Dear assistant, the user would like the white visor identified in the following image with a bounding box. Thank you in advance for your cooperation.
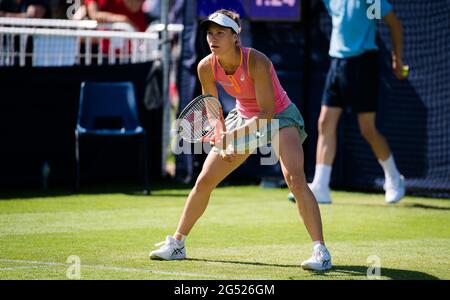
[201,13,240,34]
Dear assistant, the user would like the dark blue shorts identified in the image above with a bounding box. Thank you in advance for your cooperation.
[322,50,379,113]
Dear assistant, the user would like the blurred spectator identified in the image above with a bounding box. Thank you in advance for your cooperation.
[143,0,184,25]
[71,2,87,20]
[48,0,86,19]
[168,0,183,24]
[0,0,50,18]
[142,0,159,24]
[85,0,148,31]
[49,0,69,19]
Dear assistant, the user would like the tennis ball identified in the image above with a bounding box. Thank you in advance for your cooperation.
[402,65,409,77]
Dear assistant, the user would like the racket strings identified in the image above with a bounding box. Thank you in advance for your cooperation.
[178,96,222,142]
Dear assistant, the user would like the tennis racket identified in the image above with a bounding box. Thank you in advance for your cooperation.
[176,94,225,144]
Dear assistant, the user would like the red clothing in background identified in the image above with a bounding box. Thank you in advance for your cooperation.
[85,0,148,32]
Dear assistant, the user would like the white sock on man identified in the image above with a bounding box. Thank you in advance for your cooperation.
[379,155,401,181]
[312,164,332,188]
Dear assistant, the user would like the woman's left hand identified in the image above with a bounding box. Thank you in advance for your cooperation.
[219,144,236,162]
[209,131,236,162]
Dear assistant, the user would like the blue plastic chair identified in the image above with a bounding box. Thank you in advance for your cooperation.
[75,81,149,193]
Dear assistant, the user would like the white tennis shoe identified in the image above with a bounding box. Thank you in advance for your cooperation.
[384,175,405,204]
[149,236,186,260]
[308,183,332,204]
[301,244,332,271]
[287,184,332,204]
[287,192,296,202]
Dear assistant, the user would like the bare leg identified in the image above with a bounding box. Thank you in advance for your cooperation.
[174,151,251,240]
[316,106,343,166]
[358,112,391,161]
[275,127,325,243]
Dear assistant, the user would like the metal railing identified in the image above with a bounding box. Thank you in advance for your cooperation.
[0,18,183,67]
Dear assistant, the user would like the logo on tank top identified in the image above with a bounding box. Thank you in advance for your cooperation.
[218,81,233,87]
[240,74,245,81]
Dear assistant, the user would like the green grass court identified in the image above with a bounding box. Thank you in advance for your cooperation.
[1,185,449,280]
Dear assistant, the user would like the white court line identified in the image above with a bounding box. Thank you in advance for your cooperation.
[0,259,238,279]
[0,266,43,271]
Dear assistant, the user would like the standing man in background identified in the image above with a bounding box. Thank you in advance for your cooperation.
[289,0,408,204]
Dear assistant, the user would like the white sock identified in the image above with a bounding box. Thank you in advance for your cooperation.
[312,164,332,188]
[313,241,324,249]
[174,232,187,242]
[379,155,400,181]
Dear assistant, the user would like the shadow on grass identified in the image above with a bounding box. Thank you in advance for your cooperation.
[186,258,299,269]
[329,201,450,211]
[404,203,450,211]
[186,258,439,280]
[311,265,440,280]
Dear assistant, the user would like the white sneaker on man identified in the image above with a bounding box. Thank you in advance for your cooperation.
[287,192,296,202]
[301,243,332,271]
[287,184,332,204]
[384,175,405,204]
[149,236,186,260]
[308,183,332,204]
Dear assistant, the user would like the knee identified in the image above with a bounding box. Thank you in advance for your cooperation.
[194,174,217,193]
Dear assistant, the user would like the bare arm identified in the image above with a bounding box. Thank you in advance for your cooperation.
[198,56,235,157]
[251,51,276,122]
[197,56,219,99]
[197,56,228,140]
[0,5,46,18]
[383,11,406,80]
[208,50,275,159]
[72,5,87,20]
[0,11,28,17]
[87,1,132,25]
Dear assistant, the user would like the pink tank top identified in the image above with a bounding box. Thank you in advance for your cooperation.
[211,47,291,119]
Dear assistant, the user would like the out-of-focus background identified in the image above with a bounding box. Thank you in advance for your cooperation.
[0,0,448,198]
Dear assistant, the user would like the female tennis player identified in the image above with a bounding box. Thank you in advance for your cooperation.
[150,9,332,271]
